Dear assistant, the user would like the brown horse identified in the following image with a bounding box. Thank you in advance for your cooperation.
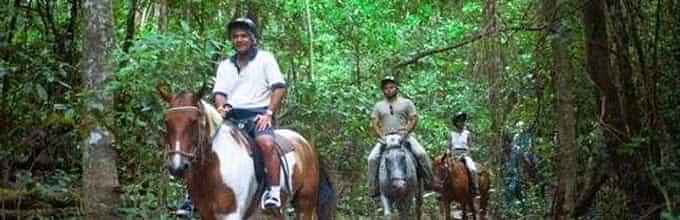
[158,88,336,220]
[432,153,490,220]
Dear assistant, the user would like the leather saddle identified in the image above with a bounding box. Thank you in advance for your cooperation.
[225,118,294,196]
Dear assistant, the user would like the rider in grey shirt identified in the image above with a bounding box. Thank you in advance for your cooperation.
[367,76,434,197]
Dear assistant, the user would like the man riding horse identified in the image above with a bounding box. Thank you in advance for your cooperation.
[170,17,336,218]
[448,112,480,196]
[367,76,434,198]
[212,17,287,210]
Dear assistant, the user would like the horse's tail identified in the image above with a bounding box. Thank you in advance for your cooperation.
[316,163,337,220]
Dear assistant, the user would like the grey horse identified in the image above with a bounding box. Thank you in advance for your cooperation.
[378,133,423,220]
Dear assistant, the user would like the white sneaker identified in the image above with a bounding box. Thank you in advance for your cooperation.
[175,208,192,217]
[175,198,193,217]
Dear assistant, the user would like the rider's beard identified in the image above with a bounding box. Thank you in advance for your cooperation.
[384,90,398,100]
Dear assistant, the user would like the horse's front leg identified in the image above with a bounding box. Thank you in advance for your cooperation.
[467,193,477,220]
[262,208,286,220]
[471,201,477,220]
[461,203,468,219]
[439,199,451,220]
[380,194,393,217]
[397,201,412,220]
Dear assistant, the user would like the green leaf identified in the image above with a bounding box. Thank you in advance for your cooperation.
[53,104,66,110]
[35,84,48,102]
[0,66,7,78]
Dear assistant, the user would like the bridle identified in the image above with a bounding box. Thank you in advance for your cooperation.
[164,105,207,161]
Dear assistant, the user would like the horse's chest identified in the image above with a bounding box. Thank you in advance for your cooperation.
[187,161,238,215]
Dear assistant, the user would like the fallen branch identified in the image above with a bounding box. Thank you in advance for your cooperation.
[0,187,80,209]
[0,207,83,218]
[392,26,546,69]
[392,32,487,69]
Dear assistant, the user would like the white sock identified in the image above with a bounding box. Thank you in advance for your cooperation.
[270,186,281,199]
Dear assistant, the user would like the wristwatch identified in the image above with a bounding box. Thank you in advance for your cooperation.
[265,109,274,116]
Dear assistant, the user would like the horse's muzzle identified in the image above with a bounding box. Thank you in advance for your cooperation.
[390,178,408,196]
[167,160,190,177]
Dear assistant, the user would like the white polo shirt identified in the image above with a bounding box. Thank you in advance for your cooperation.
[212,50,285,109]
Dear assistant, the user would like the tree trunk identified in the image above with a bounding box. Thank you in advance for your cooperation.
[158,0,168,32]
[305,0,314,81]
[581,0,664,218]
[4,0,22,45]
[607,0,641,135]
[80,0,120,219]
[223,0,241,40]
[543,0,578,219]
[183,1,192,26]
[122,0,137,53]
[246,1,261,33]
[2,0,21,122]
[482,0,502,168]
[583,0,624,158]
[480,0,504,216]
[66,0,80,65]
[580,1,624,216]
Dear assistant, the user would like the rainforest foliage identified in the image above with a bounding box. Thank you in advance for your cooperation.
[1,0,679,219]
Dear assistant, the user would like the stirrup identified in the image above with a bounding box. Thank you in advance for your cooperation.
[261,191,281,209]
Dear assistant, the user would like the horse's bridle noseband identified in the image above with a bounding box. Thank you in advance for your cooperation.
[164,106,204,160]
[167,148,197,159]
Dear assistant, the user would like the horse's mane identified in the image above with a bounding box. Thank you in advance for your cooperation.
[199,100,223,138]
[198,102,253,151]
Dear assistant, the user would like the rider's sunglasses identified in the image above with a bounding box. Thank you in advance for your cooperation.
[389,105,394,115]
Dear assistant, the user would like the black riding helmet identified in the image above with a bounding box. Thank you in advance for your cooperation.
[452,112,467,123]
[227,17,257,38]
[380,76,398,89]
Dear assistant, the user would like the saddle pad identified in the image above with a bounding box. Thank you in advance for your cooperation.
[273,133,295,154]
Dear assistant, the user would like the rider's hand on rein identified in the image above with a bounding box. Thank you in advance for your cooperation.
[216,104,232,118]
[255,114,272,131]
[399,131,410,145]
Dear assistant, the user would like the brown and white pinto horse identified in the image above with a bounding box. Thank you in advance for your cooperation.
[432,153,490,220]
[158,88,335,220]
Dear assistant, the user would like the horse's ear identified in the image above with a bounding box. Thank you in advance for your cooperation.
[194,82,210,104]
[156,83,173,103]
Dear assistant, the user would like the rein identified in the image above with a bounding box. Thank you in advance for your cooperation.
[165,105,209,162]
[440,153,452,189]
